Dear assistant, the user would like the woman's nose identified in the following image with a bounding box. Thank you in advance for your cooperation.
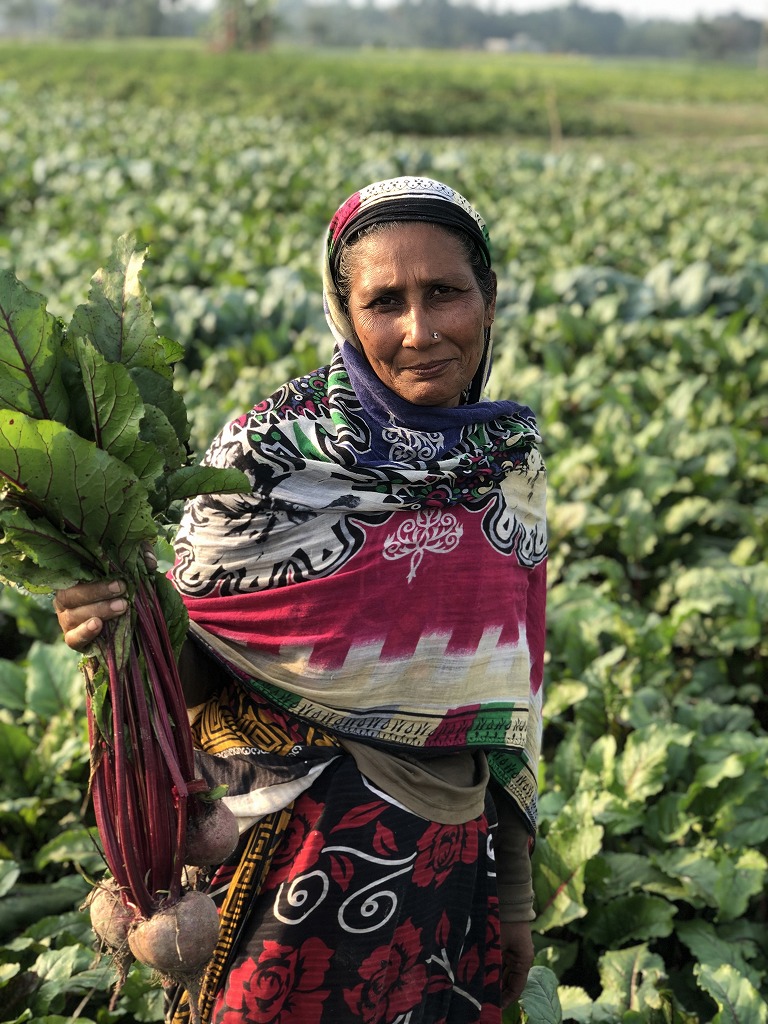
[402,305,437,348]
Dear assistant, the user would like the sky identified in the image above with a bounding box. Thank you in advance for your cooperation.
[186,0,768,16]
[506,0,768,21]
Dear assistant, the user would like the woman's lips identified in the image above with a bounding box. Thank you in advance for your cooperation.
[402,360,452,378]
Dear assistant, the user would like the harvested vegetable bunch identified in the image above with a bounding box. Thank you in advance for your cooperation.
[0,238,248,1019]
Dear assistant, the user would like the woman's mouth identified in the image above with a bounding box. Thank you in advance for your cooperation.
[403,360,452,379]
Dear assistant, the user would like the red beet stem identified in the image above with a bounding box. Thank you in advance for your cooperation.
[134,585,196,778]
[107,638,155,917]
[128,644,172,900]
[86,577,204,917]
[87,698,129,895]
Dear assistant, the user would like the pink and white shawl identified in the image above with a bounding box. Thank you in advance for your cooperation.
[171,177,547,831]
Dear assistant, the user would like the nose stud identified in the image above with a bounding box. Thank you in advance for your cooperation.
[431,332,439,339]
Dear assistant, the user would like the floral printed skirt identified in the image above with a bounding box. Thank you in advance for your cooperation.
[166,679,503,1024]
[208,756,502,1024]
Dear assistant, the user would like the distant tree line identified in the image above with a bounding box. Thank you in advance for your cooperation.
[282,0,765,61]
[0,0,765,61]
[0,0,205,38]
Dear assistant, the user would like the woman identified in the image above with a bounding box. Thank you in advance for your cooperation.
[55,176,547,1024]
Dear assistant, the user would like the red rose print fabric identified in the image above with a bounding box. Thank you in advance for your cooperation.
[413,821,480,888]
[209,757,503,1024]
[219,938,333,1024]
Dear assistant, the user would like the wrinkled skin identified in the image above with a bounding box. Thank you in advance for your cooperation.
[345,222,496,408]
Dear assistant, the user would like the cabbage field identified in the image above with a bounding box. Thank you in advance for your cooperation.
[0,41,766,1024]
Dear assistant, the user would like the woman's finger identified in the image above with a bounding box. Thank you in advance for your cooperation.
[63,615,106,652]
[56,594,128,634]
[54,580,129,650]
[141,543,158,571]
[54,579,126,612]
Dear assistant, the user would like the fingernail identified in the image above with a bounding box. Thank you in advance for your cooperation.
[87,618,100,631]
[108,580,123,594]
[109,598,127,612]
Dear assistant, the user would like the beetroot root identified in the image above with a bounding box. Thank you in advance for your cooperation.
[88,881,134,951]
[128,890,220,975]
[185,798,239,867]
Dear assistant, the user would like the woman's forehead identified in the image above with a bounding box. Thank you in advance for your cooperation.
[352,221,466,257]
[349,224,473,283]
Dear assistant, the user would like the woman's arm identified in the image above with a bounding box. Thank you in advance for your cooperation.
[489,777,536,1006]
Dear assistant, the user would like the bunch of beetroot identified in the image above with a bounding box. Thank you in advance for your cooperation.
[0,240,247,1020]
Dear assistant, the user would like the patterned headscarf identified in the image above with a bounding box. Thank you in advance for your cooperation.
[326,176,491,278]
[322,176,496,410]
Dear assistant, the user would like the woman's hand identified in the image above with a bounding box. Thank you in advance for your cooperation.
[53,580,128,650]
[500,919,534,1008]
[54,575,213,712]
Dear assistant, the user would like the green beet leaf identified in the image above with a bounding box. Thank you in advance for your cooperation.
[24,642,83,724]
[67,237,190,452]
[595,945,666,1015]
[0,270,72,426]
[153,572,189,659]
[0,861,20,899]
[614,724,690,806]
[555,987,596,1024]
[0,411,155,582]
[0,876,89,943]
[72,336,163,480]
[653,843,767,921]
[584,892,677,948]
[518,967,562,1024]
[0,659,26,714]
[0,584,60,643]
[131,364,190,453]
[0,507,100,592]
[694,963,768,1024]
[0,721,36,790]
[678,920,763,993]
[137,403,187,474]
[165,463,253,505]
[532,806,603,932]
[67,236,182,379]
[34,826,104,874]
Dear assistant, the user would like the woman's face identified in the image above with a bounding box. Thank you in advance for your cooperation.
[345,222,496,408]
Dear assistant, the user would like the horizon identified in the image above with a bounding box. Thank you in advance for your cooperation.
[182,0,768,24]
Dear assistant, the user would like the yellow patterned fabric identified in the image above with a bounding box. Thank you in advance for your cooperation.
[168,680,340,1024]
[191,677,341,758]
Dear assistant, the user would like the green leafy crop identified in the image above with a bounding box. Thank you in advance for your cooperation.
[0,237,248,618]
[0,241,250,1013]
[1,46,767,1023]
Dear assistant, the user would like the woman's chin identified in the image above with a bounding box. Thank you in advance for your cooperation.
[390,373,465,408]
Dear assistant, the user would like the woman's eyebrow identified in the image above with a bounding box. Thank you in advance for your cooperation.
[363,270,470,292]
